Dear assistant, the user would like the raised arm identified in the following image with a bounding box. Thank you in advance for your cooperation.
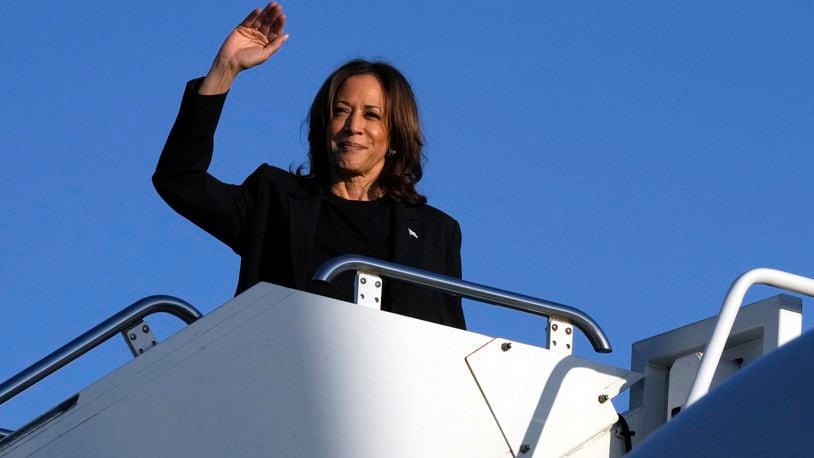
[199,3,289,95]
[154,4,288,253]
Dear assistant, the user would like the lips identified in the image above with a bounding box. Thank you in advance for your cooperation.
[338,141,366,150]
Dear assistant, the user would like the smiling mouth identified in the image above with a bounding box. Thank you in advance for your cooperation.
[338,141,366,151]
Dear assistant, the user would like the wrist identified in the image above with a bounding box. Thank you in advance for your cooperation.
[199,56,239,95]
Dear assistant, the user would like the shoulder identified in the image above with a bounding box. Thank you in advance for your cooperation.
[250,163,297,183]
[244,163,313,195]
[402,201,460,231]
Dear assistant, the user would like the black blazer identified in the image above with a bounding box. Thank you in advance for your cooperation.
[153,80,465,329]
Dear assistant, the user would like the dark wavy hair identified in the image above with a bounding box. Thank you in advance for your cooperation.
[297,59,427,205]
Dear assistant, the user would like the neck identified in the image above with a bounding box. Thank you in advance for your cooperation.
[329,176,383,201]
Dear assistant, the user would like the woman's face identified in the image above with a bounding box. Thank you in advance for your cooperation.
[328,74,389,181]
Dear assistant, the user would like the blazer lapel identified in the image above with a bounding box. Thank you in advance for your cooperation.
[390,203,423,268]
[288,188,322,289]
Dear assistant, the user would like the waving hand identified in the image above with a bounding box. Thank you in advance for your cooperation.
[200,3,289,94]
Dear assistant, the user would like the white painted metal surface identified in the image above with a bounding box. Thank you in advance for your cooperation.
[546,317,574,355]
[2,274,808,457]
[1,283,513,457]
[685,268,814,407]
[354,271,383,309]
[665,353,738,420]
[121,320,157,357]
[466,338,640,457]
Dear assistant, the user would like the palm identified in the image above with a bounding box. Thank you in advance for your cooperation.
[218,3,287,71]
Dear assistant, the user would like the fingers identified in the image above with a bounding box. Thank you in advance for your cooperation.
[260,33,290,60]
[260,2,282,21]
[260,12,285,42]
[240,8,262,28]
[249,3,275,28]
[255,3,282,31]
[269,12,286,38]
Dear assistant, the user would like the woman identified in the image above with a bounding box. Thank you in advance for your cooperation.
[154,3,465,329]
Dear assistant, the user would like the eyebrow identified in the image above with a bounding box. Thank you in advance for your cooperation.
[334,100,382,111]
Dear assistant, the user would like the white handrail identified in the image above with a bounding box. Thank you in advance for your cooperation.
[685,268,814,407]
[0,295,201,407]
[313,255,613,353]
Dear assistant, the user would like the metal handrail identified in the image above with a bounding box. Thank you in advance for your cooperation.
[313,255,612,353]
[685,268,814,407]
[0,295,202,407]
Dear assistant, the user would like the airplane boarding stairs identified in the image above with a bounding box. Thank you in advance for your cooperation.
[0,258,810,457]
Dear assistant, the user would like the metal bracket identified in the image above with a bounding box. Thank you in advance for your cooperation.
[547,317,574,355]
[121,320,157,357]
[354,272,383,310]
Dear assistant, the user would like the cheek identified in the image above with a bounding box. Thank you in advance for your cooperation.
[373,126,388,145]
[327,120,341,138]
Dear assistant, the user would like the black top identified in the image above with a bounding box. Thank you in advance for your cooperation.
[306,193,392,302]
[153,78,466,329]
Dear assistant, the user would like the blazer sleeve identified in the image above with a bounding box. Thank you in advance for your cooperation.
[443,219,467,329]
[152,78,257,254]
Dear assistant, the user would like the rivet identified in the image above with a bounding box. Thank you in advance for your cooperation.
[142,325,150,333]
[565,327,572,335]
[375,281,381,288]
[519,444,531,453]
[360,294,365,299]
[129,333,137,341]
[360,277,367,284]
[598,394,610,403]
[501,342,512,352]
[552,340,557,346]
[375,297,379,303]
[566,343,571,349]
[551,323,559,331]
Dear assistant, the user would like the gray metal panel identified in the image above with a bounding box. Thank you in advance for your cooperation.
[1,283,508,457]
[629,327,814,457]
[628,294,802,443]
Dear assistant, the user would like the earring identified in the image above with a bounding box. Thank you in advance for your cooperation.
[387,149,396,158]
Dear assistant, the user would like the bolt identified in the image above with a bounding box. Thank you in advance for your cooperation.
[519,444,531,453]
[142,324,150,333]
[551,323,559,331]
[598,394,610,403]
[375,281,381,288]
[501,342,512,352]
[565,327,572,335]
[129,333,137,341]
[360,277,367,284]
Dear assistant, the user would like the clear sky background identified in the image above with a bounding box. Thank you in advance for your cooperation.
[2,1,813,429]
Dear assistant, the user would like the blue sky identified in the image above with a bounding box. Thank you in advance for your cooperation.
[2,1,813,428]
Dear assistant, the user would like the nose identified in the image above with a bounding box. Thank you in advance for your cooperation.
[343,111,364,134]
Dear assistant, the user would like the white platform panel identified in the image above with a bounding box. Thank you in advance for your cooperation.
[467,339,639,457]
[1,283,511,458]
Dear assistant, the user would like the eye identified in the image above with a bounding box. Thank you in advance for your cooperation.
[365,111,382,120]
[333,105,351,116]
